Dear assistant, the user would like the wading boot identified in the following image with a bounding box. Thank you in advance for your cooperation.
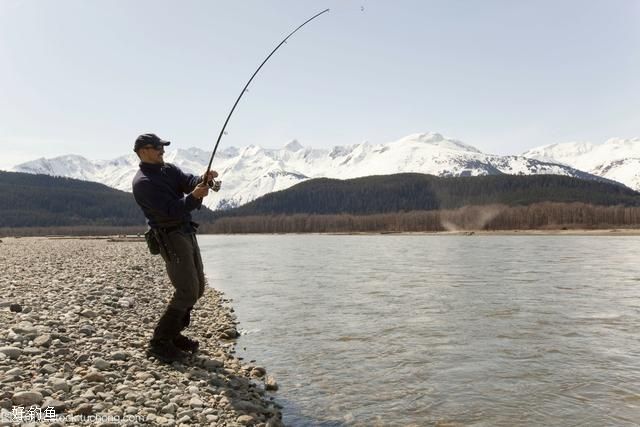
[147,307,188,363]
[173,334,200,353]
[173,307,199,353]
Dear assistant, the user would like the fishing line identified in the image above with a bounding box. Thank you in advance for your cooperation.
[204,9,331,188]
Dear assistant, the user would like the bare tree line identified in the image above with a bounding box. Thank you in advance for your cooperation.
[200,203,640,234]
[2,203,640,237]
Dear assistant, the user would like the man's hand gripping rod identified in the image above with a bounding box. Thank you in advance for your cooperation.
[203,8,331,192]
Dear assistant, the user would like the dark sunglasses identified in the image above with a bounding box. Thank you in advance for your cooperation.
[142,145,164,151]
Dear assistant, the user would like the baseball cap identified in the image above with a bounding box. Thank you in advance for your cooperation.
[134,133,171,152]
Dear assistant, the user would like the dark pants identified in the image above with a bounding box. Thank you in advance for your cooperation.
[157,229,206,311]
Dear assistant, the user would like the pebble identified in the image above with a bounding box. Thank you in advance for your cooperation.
[9,303,22,313]
[161,402,178,414]
[251,366,267,377]
[23,347,42,355]
[80,309,98,318]
[237,414,257,425]
[0,347,22,359]
[42,398,67,412]
[49,378,70,392]
[75,353,90,363]
[78,325,95,336]
[189,397,204,408]
[39,364,57,374]
[74,403,93,415]
[5,367,23,377]
[110,351,128,361]
[33,334,52,347]
[83,371,106,382]
[220,328,239,339]
[203,358,224,369]
[93,358,111,370]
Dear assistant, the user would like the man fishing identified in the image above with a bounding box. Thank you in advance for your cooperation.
[132,133,219,363]
[129,8,327,364]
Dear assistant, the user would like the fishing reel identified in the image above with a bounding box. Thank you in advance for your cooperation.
[207,179,222,192]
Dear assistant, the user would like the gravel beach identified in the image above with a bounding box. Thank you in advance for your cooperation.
[0,237,283,426]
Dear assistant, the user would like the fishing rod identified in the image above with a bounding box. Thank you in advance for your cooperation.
[204,8,330,190]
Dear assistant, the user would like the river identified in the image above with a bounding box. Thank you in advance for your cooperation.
[199,234,640,426]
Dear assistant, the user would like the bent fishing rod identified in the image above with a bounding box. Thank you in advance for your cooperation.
[204,8,330,189]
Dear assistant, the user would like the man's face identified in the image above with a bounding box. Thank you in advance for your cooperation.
[138,145,165,164]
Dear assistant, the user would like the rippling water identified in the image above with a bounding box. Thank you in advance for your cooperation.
[199,235,640,426]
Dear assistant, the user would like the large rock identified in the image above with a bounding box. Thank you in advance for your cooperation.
[12,391,43,406]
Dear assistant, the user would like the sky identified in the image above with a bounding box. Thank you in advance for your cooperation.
[1,0,639,170]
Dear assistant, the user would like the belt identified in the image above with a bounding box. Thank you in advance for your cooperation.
[155,221,199,234]
[157,225,181,233]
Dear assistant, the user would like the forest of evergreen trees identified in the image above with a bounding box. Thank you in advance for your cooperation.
[222,173,640,217]
[0,171,215,229]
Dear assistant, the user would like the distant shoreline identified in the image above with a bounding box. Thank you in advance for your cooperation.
[324,228,640,236]
[3,228,639,240]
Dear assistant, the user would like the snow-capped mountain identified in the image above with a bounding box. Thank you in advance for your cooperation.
[12,132,621,211]
[522,137,640,192]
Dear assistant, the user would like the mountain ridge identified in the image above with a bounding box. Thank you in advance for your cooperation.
[522,137,640,190]
[10,132,637,210]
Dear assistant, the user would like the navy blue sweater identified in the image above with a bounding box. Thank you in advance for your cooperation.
[132,162,203,228]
